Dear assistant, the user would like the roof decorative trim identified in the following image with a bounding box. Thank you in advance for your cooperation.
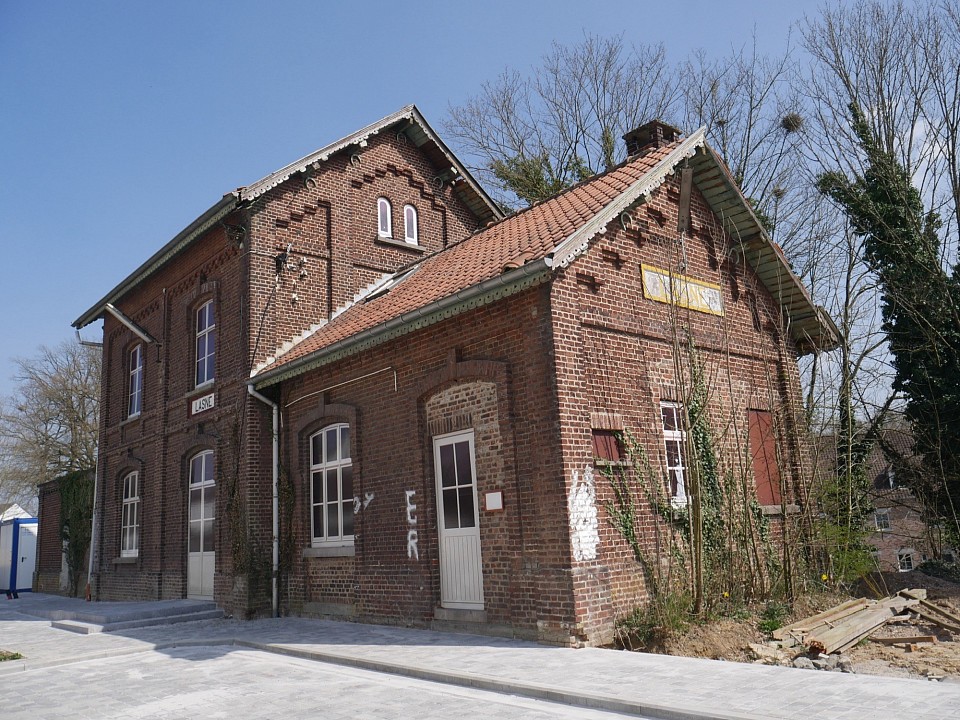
[252,258,552,388]
[552,129,707,269]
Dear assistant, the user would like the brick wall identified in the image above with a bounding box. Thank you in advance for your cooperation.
[34,479,65,594]
[278,285,576,642]
[549,173,812,643]
[89,129,487,617]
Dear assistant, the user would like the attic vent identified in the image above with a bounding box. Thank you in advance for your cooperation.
[623,120,683,156]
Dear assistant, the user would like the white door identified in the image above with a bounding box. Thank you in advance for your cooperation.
[17,525,37,591]
[188,450,216,599]
[433,431,483,609]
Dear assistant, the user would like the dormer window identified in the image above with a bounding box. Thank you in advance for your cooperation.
[403,204,418,244]
[377,197,392,238]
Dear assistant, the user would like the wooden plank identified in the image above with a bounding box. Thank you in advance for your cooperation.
[773,598,870,640]
[873,635,938,645]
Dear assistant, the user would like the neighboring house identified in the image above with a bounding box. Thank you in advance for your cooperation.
[866,430,957,573]
[63,107,835,645]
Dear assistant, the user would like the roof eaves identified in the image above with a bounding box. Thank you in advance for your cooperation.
[73,193,239,329]
[251,257,553,389]
[551,129,707,269]
[694,144,839,353]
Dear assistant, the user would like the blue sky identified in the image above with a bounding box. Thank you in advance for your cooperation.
[0,0,825,398]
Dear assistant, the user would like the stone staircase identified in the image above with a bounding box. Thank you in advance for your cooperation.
[29,599,223,635]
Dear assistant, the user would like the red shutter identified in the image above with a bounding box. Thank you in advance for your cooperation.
[592,430,622,462]
[748,410,781,505]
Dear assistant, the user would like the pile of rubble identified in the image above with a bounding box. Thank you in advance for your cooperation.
[748,589,960,673]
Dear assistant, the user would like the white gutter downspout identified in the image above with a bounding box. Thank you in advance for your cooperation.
[247,384,280,618]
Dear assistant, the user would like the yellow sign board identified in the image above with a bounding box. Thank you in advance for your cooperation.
[641,264,723,316]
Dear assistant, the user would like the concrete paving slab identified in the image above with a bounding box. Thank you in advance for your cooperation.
[2,594,959,719]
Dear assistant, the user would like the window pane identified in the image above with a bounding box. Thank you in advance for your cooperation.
[342,500,354,536]
[312,504,324,539]
[340,426,350,459]
[665,440,681,467]
[190,488,202,521]
[203,453,214,482]
[458,487,475,528]
[131,526,138,552]
[454,442,472,487]
[326,469,339,502]
[312,472,323,505]
[311,433,322,466]
[661,405,678,431]
[189,522,200,552]
[327,503,339,538]
[341,466,353,500]
[191,456,203,484]
[439,444,456,487]
[443,488,459,529]
[669,469,680,497]
[204,485,216,519]
[326,428,338,462]
[202,519,214,552]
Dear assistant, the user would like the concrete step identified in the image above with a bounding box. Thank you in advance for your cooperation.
[35,599,218,625]
[52,608,224,634]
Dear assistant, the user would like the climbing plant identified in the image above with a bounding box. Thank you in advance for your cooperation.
[57,468,94,598]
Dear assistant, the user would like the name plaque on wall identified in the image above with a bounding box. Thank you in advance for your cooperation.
[641,263,723,316]
[191,392,215,415]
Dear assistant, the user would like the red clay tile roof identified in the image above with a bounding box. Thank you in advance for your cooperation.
[253,140,685,382]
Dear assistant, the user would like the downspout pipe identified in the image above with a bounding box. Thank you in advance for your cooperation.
[86,455,99,601]
[247,384,279,618]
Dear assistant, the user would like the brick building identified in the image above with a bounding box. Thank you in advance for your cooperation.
[865,430,958,573]
[65,107,835,644]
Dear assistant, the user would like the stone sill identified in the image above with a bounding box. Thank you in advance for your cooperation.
[374,236,425,253]
[303,545,355,558]
[760,504,800,516]
[112,556,138,565]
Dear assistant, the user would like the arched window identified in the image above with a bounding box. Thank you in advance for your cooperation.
[403,204,418,244]
[195,300,215,386]
[121,471,140,557]
[128,344,143,417]
[310,423,353,545]
[377,197,392,238]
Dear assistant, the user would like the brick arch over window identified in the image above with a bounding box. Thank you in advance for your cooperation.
[292,403,360,550]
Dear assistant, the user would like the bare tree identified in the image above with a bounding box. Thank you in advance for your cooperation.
[0,341,100,514]
[445,33,679,207]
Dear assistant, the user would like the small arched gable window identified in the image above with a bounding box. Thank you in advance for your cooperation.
[403,204,418,245]
[377,197,392,238]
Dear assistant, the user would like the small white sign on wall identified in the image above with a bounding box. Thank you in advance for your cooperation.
[485,491,504,512]
[191,392,215,415]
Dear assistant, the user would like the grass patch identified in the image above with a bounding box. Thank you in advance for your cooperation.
[757,601,790,633]
[0,650,23,661]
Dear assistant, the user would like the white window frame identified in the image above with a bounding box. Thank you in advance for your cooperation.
[310,423,354,547]
[377,197,392,238]
[195,300,216,387]
[403,204,418,244]
[121,471,140,558]
[660,401,688,504]
[128,344,143,418]
[898,548,915,572]
[874,508,891,532]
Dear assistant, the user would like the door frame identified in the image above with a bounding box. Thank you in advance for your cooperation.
[187,449,216,600]
[432,429,484,610]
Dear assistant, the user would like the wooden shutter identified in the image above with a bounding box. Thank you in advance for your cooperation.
[748,410,781,505]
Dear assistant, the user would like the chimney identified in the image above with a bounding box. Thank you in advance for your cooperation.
[623,120,683,156]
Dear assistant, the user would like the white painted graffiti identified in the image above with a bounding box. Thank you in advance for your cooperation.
[353,492,375,514]
[568,465,599,562]
[405,489,419,560]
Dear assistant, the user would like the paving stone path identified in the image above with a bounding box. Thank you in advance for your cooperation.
[2,594,959,719]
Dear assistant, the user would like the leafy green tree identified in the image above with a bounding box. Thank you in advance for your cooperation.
[817,103,960,528]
